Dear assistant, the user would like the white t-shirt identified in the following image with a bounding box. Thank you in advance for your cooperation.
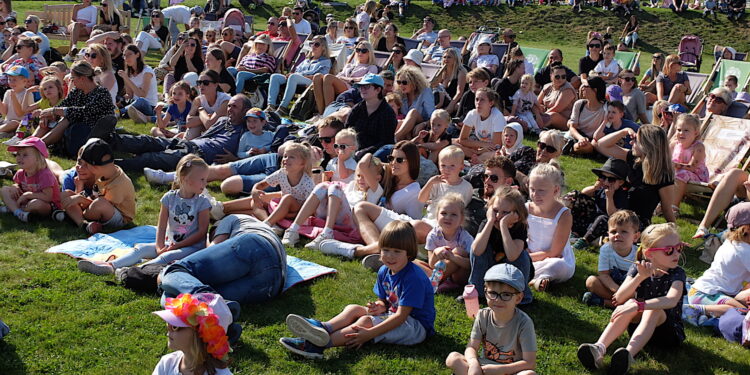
[152,351,232,375]
[415,31,438,45]
[424,179,473,225]
[264,169,315,204]
[326,156,357,183]
[463,107,506,143]
[130,66,159,106]
[161,5,192,25]
[597,242,637,272]
[3,89,26,121]
[387,181,423,219]
[335,36,358,48]
[293,19,312,35]
[474,54,499,70]
[344,181,383,208]
[76,5,98,28]
[356,12,370,36]
[693,240,750,296]
[594,59,620,77]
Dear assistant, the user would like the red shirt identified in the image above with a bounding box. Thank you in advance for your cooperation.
[13,167,61,208]
[255,30,279,38]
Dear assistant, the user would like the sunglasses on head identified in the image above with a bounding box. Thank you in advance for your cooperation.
[709,94,726,104]
[646,242,686,256]
[553,74,566,80]
[588,44,602,48]
[482,173,500,183]
[319,136,334,143]
[197,80,215,86]
[355,48,368,54]
[597,175,620,183]
[537,141,557,154]
[387,155,406,164]
[486,290,519,301]
[397,80,409,85]
[84,52,98,59]
[333,143,351,150]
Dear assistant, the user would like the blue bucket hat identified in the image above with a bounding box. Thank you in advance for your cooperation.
[354,73,384,88]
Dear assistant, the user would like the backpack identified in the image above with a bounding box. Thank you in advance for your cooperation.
[290,85,317,121]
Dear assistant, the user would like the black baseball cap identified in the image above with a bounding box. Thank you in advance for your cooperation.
[80,138,114,166]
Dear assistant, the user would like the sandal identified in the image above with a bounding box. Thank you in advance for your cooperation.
[692,226,710,239]
[531,278,550,292]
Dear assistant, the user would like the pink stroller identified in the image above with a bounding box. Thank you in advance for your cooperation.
[678,35,703,72]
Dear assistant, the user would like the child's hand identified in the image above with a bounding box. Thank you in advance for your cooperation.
[499,211,519,227]
[434,246,453,260]
[344,325,374,349]
[610,299,638,322]
[155,104,164,114]
[604,186,615,198]
[366,301,386,315]
[32,109,41,119]
[157,243,176,255]
[27,85,40,93]
[417,130,428,140]
[74,176,84,191]
[635,260,667,279]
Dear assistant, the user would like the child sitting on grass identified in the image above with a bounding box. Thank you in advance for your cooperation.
[0,66,32,142]
[446,264,537,375]
[151,81,194,139]
[0,136,60,222]
[582,210,640,308]
[413,109,452,164]
[60,139,136,234]
[425,193,474,293]
[419,145,473,227]
[279,220,435,359]
[578,223,687,375]
[236,108,274,158]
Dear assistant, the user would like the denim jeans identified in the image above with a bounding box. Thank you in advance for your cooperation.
[227,66,238,78]
[160,233,285,304]
[469,248,534,305]
[111,133,198,171]
[126,97,156,121]
[268,73,312,108]
[235,71,257,94]
[229,152,280,193]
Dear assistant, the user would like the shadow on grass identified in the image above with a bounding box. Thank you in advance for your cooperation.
[0,340,27,374]
[641,340,750,374]
[522,297,602,344]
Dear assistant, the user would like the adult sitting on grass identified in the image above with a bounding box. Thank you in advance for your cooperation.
[183,70,230,140]
[38,61,116,156]
[537,65,577,131]
[110,94,250,172]
[655,54,691,107]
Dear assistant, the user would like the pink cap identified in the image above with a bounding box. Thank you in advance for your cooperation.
[7,136,49,158]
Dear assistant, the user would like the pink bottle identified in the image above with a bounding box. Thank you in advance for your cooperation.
[463,285,479,319]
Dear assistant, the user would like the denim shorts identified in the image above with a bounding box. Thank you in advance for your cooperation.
[229,153,280,194]
[609,267,628,285]
[371,315,427,345]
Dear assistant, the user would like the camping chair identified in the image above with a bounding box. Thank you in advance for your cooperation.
[685,72,709,105]
[696,59,750,104]
[134,16,172,53]
[373,50,391,71]
[422,63,442,82]
[327,42,347,74]
[491,43,509,78]
[686,114,750,201]
[713,45,748,62]
[614,50,640,71]
[519,46,550,74]
[402,38,420,53]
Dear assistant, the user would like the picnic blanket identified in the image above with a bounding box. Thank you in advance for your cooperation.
[45,226,337,292]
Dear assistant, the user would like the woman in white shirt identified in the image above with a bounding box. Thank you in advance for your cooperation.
[66,0,98,60]
[120,44,159,124]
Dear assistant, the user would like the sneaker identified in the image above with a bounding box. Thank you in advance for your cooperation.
[275,106,290,118]
[562,138,576,155]
[279,337,324,359]
[577,343,605,370]
[281,230,300,246]
[77,259,115,275]
[304,232,332,250]
[572,238,589,251]
[15,210,29,223]
[0,205,9,214]
[682,304,704,326]
[318,239,356,259]
[210,199,225,221]
[361,254,383,271]
[127,105,149,124]
[608,347,634,375]
[114,266,130,284]
[582,292,604,307]
[3,135,22,146]
[286,314,330,347]
[264,104,277,113]
[143,167,173,185]
[52,209,66,222]
[227,322,242,346]
[86,221,103,235]
[270,224,285,236]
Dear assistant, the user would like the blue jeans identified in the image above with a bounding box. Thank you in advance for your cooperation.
[160,233,285,304]
[235,71,257,94]
[268,73,312,108]
[229,152,280,193]
[469,248,534,305]
[373,144,395,163]
[227,66,238,78]
[126,97,156,122]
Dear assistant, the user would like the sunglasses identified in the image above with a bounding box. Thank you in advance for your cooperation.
[597,175,620,183]
[588,44,602,48]
[392,49,403,54]
[709,94,726,104]
[486,290,519,301]
[333,143,352,150]
[621,76,636,82]
[280,24,288,28]
[84,52,98,59]
[222,32,231,36]
[553,74,566,80]
[397,80,409,85]
[537,141,557,154]
[24,19,33,23]
[357,84,375,91]
[387,155,406,164]
[197,80,216,86]
[482,173,500,183]
[344,26,354,30]
[319,136,334,144]
[187,43,198,47]
[267,21,276,25]
[646,242,686,256]
[292,12,301,15]
[355,48,369,54]
[311,42,321,47]
[151,13,161,17]
[505,34,516,39]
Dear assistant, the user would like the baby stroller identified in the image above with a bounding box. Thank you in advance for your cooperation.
[678,35,703,72]
[222,8,247,34]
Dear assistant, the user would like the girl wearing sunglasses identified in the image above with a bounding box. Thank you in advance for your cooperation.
[185,70,230,140]
[385,42,405,74]
[97,0,122,32]
[578,223,686,375]
[83,43,116,105]
[312,41,377,115]
[336,19,359,48]
[655,54,691,107]
[167,36,204,95]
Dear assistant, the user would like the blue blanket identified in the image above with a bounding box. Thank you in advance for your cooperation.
[46,226,337,291]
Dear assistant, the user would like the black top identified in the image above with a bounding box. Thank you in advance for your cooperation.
[579,54,603,76]
[346,99,397,158]
[493,77,520,113]
[456,90,475,121]
[112,52,125,97]
[98,10,121,28]
[534,64,577,88]
[144,24,170,44]
[174,55,205,82]
[477,219,528,263]
[629,264,686,342]
[509,145,536,176]
[593,188,629,214]
[625,150,674,225]
[60,86,116,127]
[376,36,406,52]
[217,68,236,95]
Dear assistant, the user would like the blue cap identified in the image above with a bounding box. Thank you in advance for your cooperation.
[484,264,525,293]
[5,65,29,78]
[666,103,688,113]
[354,73,384,88]
[244,107,266,120]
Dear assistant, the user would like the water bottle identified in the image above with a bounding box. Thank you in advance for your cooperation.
[430,260,446,293]
[377,196,387,208]
[463,284,480,319]
[743,310,750,346]
[17,114,31,138]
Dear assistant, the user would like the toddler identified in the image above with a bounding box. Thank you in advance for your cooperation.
[419,145,474,226]
[592,101,639,150]
[670,114,707,215]
[724,75,738,99]
[425,193,474,292]
[0,66,31,138]
[0,137,60,222]
[510,74,542,134]
[237,108,274,158]
[26,75,65,141]
[325,128,358,183]
[594,45,621,85]
[386,92,405,121]
[412,109,452,163]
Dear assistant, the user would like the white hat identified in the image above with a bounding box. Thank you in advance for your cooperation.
[404,49,424,67]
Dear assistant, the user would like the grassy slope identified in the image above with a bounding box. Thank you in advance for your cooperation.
[1,1,750,374]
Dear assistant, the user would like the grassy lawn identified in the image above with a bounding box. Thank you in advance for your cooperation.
[1,1,750,374]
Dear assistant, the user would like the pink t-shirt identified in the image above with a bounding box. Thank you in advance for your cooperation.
[13,167,61,208]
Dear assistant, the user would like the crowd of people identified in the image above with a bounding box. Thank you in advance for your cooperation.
[0,0,750,373]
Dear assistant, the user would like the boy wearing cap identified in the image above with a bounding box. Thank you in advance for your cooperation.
[63,139,135,234]
[0,65,32,137]
[446,264,537,375]
[237,108,273,159]
[1,136,60,222]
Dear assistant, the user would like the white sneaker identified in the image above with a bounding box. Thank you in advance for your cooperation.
[143,167,174,185]
[210,200,225,221]
[127,105,149,124]
[3,135,22,146]
[361,254,383,272]
[281,230,300,246]
[304,232,333,250]
[318,239,356,259]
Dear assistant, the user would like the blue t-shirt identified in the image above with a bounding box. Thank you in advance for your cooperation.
[167,101,192,131]
[191,118,245,164]
[160,190,211,247]
[237,130,275,158]
[373,261,436,336]
[61,168,94,196]
[602,119,640,149]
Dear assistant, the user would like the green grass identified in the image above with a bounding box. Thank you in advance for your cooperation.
[2,1,750,374]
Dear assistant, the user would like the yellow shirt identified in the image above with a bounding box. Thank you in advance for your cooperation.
[95,166,136,223]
